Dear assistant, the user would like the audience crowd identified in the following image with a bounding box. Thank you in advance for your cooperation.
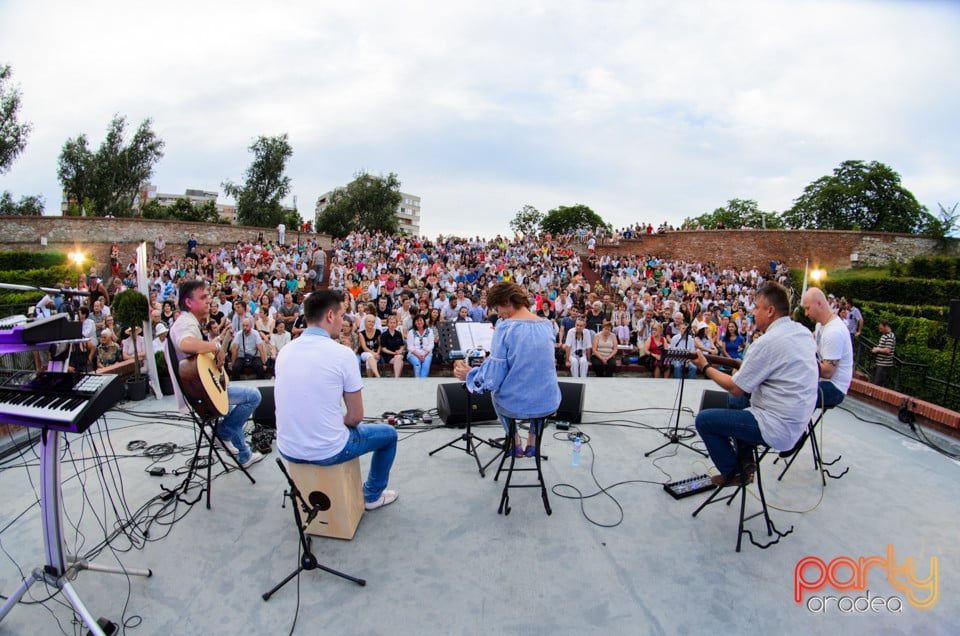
[47,229,869,381]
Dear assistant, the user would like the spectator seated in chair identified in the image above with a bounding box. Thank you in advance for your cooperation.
[230,317,267,380]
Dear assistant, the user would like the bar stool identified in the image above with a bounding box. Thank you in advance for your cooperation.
[692,445,792,552]
[773,405,849,485]
[493,418,551,516]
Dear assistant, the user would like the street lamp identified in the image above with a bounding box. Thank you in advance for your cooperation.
[69,250,84,289]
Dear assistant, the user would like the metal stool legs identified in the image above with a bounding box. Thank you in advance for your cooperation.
[775,408,848,485]
[494,419,551,516]
[693,446,792,552]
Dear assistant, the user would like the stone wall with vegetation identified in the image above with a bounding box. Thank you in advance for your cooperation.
[598,229,958,270]
[0,216,330,275]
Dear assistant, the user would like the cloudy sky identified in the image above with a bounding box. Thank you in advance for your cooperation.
[1,0,958,238]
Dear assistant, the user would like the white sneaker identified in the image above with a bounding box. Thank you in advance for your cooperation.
[241,451,264,469]
[364,489,399,510]
[214,438,239,455]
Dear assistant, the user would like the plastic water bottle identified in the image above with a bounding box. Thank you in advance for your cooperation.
[572,436,582,466]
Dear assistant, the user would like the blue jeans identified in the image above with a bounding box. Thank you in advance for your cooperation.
[694,394,766,478]
[282,424,397,503]
[217,384,261,464]
[816,380,845,409]
[673,361,696,379]
[407,352,432,377]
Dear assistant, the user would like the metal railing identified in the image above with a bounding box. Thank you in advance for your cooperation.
[852,335,960,410]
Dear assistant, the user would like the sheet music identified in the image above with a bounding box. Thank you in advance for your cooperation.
[454,322,496,355]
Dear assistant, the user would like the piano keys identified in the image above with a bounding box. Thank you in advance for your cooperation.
[0,371,124,434]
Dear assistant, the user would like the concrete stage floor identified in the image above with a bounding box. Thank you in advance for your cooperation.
[0,377,957,635]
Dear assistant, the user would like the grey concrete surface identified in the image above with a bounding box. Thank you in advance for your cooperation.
[0,377,956,635]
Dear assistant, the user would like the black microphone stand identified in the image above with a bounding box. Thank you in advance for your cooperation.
[645,324,708,458]
[262,458,365,601]
[429,381,495,477]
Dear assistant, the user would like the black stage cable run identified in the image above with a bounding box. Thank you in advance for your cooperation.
[838,404,960,460]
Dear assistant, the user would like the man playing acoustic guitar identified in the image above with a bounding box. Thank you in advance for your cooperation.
[170,280,264,468]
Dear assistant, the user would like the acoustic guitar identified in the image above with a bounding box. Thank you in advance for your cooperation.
[179,328,232,420]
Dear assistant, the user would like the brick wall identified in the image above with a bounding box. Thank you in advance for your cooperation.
[598,229,958,270]
[0,216,330,275]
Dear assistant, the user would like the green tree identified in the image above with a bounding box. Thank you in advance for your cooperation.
[539,204,609,236]
[57,135,95,216]
[139,198,170,219]
[57,115,165,217]
[222,134,293,227]
[315,171,402,237]
[684,198,784,229]
[141,198,226,224]
[283,208,303,232]
[0,192,44,215]
[509,204,543,237]
[782,160,929,233]
[925,202,960,240]
[0,64,31,174]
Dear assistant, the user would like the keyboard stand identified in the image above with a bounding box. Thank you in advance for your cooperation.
[0,428,152,635]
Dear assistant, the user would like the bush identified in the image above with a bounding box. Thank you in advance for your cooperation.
[0,252,68,270]
[825,277,960,306]
[906,256,960,281]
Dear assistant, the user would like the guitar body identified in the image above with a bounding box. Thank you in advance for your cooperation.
[179,353,230,419]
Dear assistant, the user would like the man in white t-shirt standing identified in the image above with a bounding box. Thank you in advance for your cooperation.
[802,287,853,408]
[275,289,399,510]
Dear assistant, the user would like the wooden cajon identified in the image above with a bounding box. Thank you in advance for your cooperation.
[286,458,365,540]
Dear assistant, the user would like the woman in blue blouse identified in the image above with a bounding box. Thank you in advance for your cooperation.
[453,281,561,457]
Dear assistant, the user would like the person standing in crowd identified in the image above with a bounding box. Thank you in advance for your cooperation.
[871,319,896,386]
[844,299,863,345]
[275,289,399,510]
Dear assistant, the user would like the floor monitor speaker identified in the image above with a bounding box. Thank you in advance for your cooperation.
[436,383,497,427]
[554,381,585,424]
[253,385,276,427]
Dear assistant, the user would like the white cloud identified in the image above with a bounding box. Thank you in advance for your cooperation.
[1,0,958,236]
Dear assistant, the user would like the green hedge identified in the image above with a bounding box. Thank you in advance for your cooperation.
[825,277,960,306]
[0,265,75,289]
[902,256,960,281]
[0,252,67,270]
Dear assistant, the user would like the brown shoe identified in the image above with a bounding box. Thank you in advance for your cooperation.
[710,472,755,488]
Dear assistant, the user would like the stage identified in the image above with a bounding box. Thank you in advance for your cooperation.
[0,377,956,635]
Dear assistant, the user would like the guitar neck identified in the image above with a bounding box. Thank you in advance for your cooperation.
[663,348,742,369]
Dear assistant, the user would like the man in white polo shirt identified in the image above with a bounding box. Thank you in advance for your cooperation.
[275,289,399,510]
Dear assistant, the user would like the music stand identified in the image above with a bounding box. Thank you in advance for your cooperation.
[429,383,495,477]
[262,458,365,601]
[0,428,153,636]
[645,340,708,458]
